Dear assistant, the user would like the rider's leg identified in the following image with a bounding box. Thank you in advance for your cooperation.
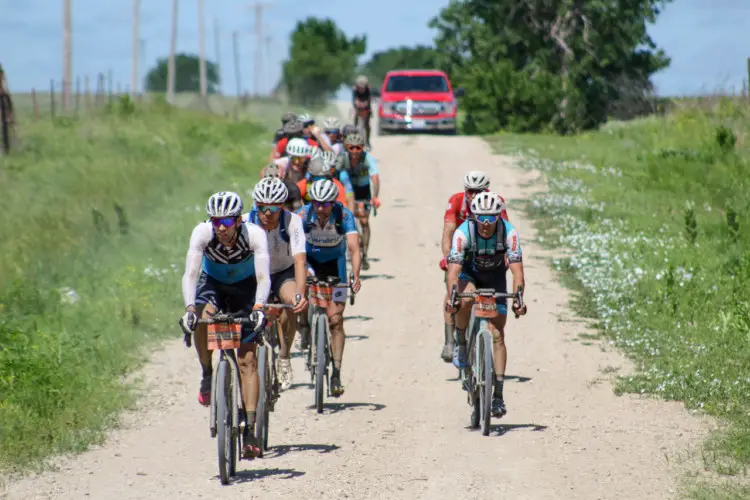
[194,273,222,406]
[441,272,455,362]
[237,340,261,455]
[452,279,476,368]
[327,297,347,396]
[489,312,509,416]
[365,114,372,146]
[358,214,371,257]
[297,264,315,350]
[277,279,298,389]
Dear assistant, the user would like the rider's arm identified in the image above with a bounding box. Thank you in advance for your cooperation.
[504,222,525,295]
[365,154,380,199]
[288,213,308,297]
[441,221,457,258]
[445,224,468,295]
[342,209,361,280]
[181,223,211,309]
[339,171,355,212]
[246,223,271,307]
[498,194,510,222]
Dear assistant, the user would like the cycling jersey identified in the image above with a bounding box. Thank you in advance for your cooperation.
[444,192,509,226]
[448,219,523,273]
[297,203,358,262]
[305,170,354,198]
[341,152,378,187]
[352,86,371,109]
[182,221,271,307]
[297,178,349,206]
[242,210,306,274]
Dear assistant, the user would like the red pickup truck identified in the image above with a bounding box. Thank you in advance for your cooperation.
[375,69,464,135]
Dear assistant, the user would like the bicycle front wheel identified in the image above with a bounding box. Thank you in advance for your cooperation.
[315,313,327,414]
[255,345,268,458]
[477,330,494,436]
[215,359,234,484]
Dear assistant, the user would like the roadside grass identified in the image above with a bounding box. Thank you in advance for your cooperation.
[486,99,750,497]
[0,96,311,472]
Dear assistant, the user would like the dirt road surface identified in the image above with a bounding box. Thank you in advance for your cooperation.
[5,107,708,500]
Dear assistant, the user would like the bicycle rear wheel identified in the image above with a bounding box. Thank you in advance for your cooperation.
[255,345,268,458]
[477,330,494,436]
[215,359,234,484]
[315,313,327,414]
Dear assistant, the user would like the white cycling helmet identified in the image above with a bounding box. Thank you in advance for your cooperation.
[206,191,243,217]
[309,179,338,202]
[322,116,340,131]
[355,75,368,86]
[253,177,288,204]
[298,113,314,126]
[286,138,311,157]
[463,170,490,190]
[307,156,331,177]
[471,192,505,216]
[309,145,322,159]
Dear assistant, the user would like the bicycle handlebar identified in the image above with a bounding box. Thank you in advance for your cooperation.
[449,285,525,316]
[197,312,255,325]
[306,273,358,305]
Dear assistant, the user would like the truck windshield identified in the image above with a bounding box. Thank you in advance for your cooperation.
[384,75,449,93]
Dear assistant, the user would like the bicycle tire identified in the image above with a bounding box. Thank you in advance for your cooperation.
[315,313,327,414]
[216,359,234,484]
[255,345,268,458]
[478,330,494,436]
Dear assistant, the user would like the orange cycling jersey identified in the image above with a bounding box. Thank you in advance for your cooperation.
[297,178,348,206]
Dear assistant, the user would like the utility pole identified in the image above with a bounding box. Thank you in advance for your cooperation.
[63,0,72,111]
[198,0,207,97]
[232,30,242,97]
[214,17,222,94]
[131,0,140,97]
[264,34,272,96]
[247,2,272,97]
[167,0,179,103]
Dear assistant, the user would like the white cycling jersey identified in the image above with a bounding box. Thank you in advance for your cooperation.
[181,221,271,307]
[242,210,306,274]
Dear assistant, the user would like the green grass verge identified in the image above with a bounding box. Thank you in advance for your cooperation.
[486,99,750,496]
[0,96,328,472]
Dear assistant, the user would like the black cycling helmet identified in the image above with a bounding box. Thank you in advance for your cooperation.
[281,111,297,125]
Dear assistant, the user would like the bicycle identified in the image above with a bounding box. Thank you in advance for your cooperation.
[305,273,356,413]
[186,312,259,485]
[255,302,294,458]
[449,285,524,436]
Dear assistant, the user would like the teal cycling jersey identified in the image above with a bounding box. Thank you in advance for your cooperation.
[296,203,358,262]
[344,152,378,187]
[448,218,523,273]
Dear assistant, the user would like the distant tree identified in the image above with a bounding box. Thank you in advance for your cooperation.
[145,53,220,93]
[358,45,441,88]
[282,18,366,106]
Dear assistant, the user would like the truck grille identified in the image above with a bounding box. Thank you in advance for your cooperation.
[392,100,445,116]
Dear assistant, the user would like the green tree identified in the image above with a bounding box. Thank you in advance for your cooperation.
[145,53,220,94]
[358,45,441,88]
[282,18,366,106]
[430,0,672,134]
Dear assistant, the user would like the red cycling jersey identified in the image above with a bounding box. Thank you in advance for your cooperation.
[444,192,509,226]
[274,136,320,159]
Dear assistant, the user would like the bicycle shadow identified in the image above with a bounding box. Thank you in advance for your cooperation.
[360,274,395,281]
[490,423,547,436]
[289,382,313,390]
[445,374,531,383]
[227,467,305,484]
[345,334,369,341]
[310,402,386,414]
[344,315,374,322]
[268,443,340,459]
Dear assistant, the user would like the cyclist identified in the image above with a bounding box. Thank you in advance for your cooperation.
[261,162,303,212]
[299,113,332,152]
[244,178,308,391]
[438,171,509,362]
[445,192,527,418]
[272,119,316,161]
[273,111,297,145]
[178,191,271,459]
[338,132,380,270]
[270,137,313,183]
[352,75,372,147]
[322,116,344,155]
[297,155,353,211]
[297,179,362,396]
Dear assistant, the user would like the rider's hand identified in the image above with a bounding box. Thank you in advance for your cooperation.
[179,307,197,335]
[512,302,527,318]
[249,309,267,332]
[445,300,458,314]
[439,256,448,271]
[370,197,381,209]
[351,276,362,294]
[293,293,308,314]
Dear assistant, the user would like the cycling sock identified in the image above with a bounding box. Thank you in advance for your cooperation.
[332,359,342,373]
[455,328,466,346]
[444,324,454,344]
[201,364,213,378]
[494,376,504,398]
[246,410,256,427]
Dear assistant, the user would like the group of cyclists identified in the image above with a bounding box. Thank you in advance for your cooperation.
[177,77,528,461]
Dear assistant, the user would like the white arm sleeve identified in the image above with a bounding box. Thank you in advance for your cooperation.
[245,223,272,305]
[182,223,212,307]
[287,212,306,256]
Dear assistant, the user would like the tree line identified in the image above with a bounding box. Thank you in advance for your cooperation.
[145,0,674,135]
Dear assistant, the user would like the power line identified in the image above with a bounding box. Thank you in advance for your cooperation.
[198,0,207,97]
[167,0,179,103]
[247,2,273,97]
[131,0,141,97]
[214,18,222,94]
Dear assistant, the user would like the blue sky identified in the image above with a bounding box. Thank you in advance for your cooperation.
[2,0,749,96]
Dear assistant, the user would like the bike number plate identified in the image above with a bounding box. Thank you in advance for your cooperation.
[207,323,242,350]
[310,284,332,308]
[410,119,426,129]
[474,295,498,318]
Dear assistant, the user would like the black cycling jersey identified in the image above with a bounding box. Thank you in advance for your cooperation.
[352,86,371,108]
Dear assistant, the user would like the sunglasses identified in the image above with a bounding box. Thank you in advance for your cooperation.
[257,204,282,214]
[313,201,333,209]
[347,146,363,152]
[476,215,499,225]
[211,217,237,227]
